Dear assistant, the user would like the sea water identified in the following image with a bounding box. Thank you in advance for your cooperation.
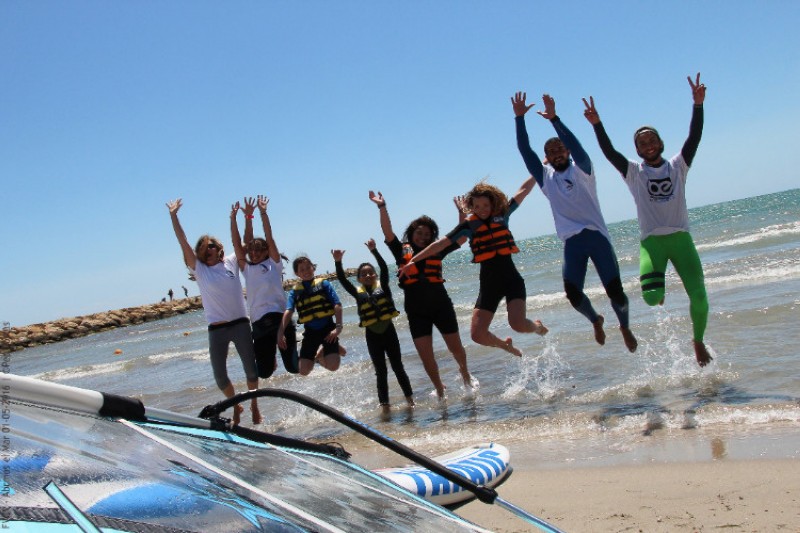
[7,189,800,467]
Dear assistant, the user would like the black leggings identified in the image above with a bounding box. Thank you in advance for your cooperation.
[252,312,298,378]
[365,323,413,405]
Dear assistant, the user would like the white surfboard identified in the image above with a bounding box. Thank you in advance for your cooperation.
[374,443,512,507]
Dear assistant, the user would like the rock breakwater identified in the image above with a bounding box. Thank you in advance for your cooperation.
[0,297,203,353]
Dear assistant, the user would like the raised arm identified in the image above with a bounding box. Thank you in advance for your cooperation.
[583,96,629,176]
[167,198,197,270]
[511,174,537,206]
[230,202,247,269]
[257,195,281,263]
[366,238,391,289]
[682,72,705,166]
[332,249,358,297]
[450,195,469,248]
[538,94,592,175]
[241,196,256,245]
[369,190,397,242]
[453,195,467,224]
[512,92,545,186]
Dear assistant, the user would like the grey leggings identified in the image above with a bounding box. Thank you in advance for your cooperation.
[208,318,258,390]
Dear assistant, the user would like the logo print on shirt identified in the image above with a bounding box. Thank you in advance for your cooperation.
[260,263,272,273]
[225,269,237,278]
[647,176,673,202]
[563,179,574,191]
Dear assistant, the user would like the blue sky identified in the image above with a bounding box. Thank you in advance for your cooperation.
[2,1,799,327]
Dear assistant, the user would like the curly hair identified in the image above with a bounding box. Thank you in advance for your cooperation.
[465,181,509,217]
[402,215,439,244]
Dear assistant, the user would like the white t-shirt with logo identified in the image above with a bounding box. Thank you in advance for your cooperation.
[625,153,689,239]
[190,254,247,324]
[541,163,610,242]
[242,257,287,322]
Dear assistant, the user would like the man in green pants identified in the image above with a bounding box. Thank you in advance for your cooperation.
[583,73,712,367]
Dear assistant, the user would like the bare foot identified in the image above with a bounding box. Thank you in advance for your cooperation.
[459,368,473,386]
[431,385,447,399]
[339,345,347,357]
[533,320,548,336]
[405,396,415,408]
[232,404,244,426]
[251,403,263,425]
[592,315,606,346]
[380,403,391,414]
[499,337,522,357]
[620,326,638,353]
[462,373,479,390]
[693,340,713,367]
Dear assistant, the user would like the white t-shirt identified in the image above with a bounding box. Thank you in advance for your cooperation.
[190,254,248,324]
[625,153,690,239]
[242,257,287,322]
[541,162,610,242]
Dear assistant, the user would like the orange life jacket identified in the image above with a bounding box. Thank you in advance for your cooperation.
[399,243,445,286]
[467,215,519,263]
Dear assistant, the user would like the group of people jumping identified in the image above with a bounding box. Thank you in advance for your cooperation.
[167,73,711,425]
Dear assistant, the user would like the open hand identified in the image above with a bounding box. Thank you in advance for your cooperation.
[511,91,535,117]
[536,94,557,120]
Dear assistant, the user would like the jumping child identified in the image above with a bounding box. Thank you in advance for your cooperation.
[278,256,345,375]
[333,240,414,410]
[369,191,475,398]
[231,196,299,378]
[399,180,548,356]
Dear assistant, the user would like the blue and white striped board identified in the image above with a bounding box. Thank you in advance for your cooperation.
[374,443,511,507]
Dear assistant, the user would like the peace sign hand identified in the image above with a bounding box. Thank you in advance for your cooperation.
[688,72,706,105]
[582,96,600,125]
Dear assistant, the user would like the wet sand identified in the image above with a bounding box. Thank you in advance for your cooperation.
[457,430,800,532]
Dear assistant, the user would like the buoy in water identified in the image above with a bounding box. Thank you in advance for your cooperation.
[113,349,122,355]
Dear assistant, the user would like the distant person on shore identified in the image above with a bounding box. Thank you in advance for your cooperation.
[278,256,344,375]
[583,73,711,366]
[182,285,189,297]
[231,196,299,378]
[399,180,548,357]
[369,191,475,399]
[333,240,414,411]
[166,198,261,425]
[512,92,638,353]
[168,288,174,301]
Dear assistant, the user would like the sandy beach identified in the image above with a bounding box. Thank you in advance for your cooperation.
[457,430,800,532]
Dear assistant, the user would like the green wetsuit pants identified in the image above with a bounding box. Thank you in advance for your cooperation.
[639,231,708,342]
